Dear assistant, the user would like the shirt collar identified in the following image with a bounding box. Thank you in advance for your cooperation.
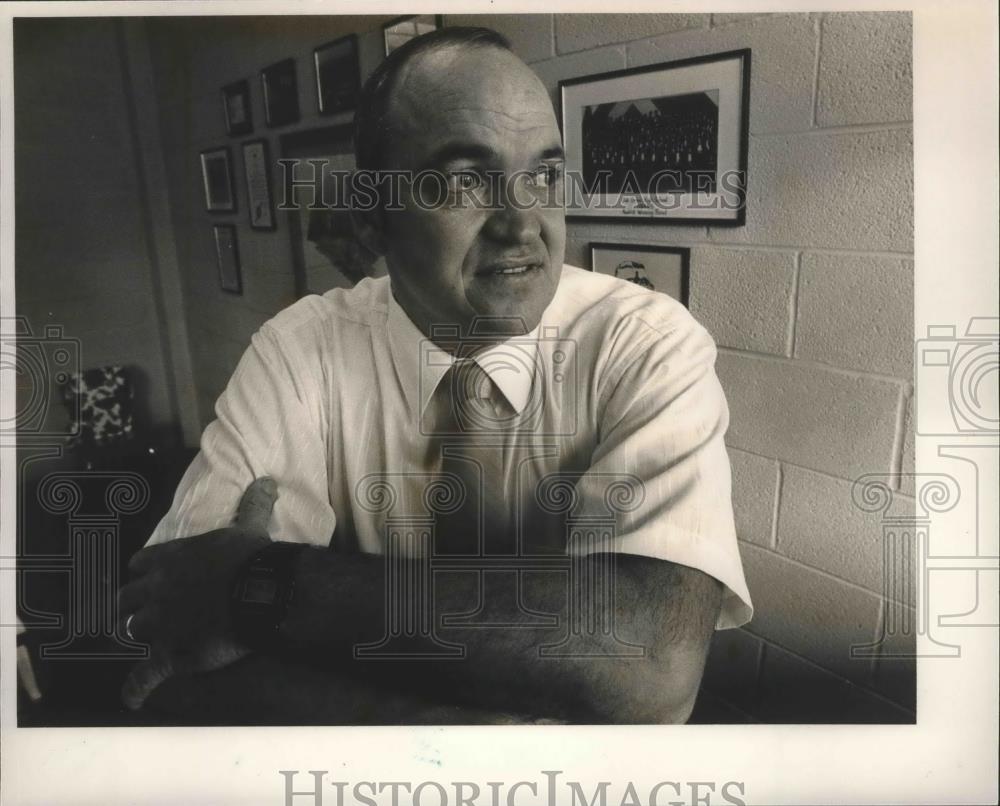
[387,290,540,419]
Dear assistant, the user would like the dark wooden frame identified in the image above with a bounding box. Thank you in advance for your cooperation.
[221,79,253,136]
[382,14,443,56]
[559,49,751,226]
[241,139,276,231]
[199,146,236,213]
[313,34,361,115]
[260,58,301,127]
[213,224,243,294]
[589,242,690,306]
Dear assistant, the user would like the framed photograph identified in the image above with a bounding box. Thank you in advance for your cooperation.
[241,139,275,231]
[199,147,236,212]
[212,224,242,294]
[314,35,360,115]
[560,49,751,225]
[221,79,252,136]
[590,242,690,306]
[382,15,442,56]
[260,58,300,127]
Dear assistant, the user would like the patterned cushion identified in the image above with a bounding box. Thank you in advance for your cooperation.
[62,366,134,448]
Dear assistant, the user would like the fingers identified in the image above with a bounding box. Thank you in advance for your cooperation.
[117,578,151,616]
[121,653,174,710]
[233,476,278,536]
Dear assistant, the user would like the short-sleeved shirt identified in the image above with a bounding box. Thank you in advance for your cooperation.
[149,265,753,628]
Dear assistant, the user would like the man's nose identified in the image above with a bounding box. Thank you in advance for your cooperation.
[483,176,541,243]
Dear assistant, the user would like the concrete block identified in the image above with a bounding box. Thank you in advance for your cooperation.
[740,541,880,683]
[554,13,708,54]
[445,14,553,63]
[689,247,795,355]
[717,352,904,479]
[710,128,913,253]
[729,448,778,547]
[702,627,762,712]
[530,45,626,108]
[627,14,818,135]
[778,464,916,603]
[900,391,915,496]
[756,641,914,723]
[817,12,913,127]
[796,253,914,378]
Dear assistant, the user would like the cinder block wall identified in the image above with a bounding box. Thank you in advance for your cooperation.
[146,12,915,721]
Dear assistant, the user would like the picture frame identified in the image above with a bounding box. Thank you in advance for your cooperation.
[260,58,300,127]
[382,15,442,56]
[221,79,253,136]
[560,49,751,225]
[241,139,275,231]
[313,35,360,115]
[589,242,690,306]
[199,147,236,212]
[212,224,243,294]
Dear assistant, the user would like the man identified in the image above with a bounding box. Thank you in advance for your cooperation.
[119,28,752,724]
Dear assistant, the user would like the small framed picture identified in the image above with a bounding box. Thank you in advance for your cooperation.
[561,49,751,225]
[382,15,442,56]
[199,147,236,212]
[242,140,275,231]
[590,243,690,306]
[260,58,300,127]
[221,79,253,136]
[314,35,360,115]
[213,224,242,294]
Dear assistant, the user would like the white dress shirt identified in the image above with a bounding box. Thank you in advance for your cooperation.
[149,265,752,628]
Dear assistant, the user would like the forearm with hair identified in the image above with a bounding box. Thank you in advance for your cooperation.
[276,549,721,723]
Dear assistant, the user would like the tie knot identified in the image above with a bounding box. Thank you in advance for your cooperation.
[452,359,493,404]
[429,359,514,434]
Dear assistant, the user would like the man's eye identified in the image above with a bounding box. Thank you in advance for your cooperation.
[448,171,483,191]
[530,164,563,187]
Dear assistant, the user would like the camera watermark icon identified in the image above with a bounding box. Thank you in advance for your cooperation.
[0,316,82,444]
[351,470,647,660]
[850,471,998,659]
[5,469,151,659]
[916,317,998,436]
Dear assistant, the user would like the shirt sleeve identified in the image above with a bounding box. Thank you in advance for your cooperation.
[571,306,753,629]
[146,323,337,547]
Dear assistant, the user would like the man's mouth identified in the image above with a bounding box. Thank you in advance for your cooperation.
[483,259,543,276]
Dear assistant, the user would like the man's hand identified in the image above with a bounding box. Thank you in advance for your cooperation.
[118,477,278,710]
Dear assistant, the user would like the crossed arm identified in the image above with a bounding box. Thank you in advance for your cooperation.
[119,481,721,725]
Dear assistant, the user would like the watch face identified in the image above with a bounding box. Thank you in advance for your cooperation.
[240,577,278,605]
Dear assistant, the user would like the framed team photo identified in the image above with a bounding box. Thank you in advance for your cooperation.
[560,49,751,225]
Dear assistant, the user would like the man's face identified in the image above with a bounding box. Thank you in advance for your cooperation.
[376,45,566,343]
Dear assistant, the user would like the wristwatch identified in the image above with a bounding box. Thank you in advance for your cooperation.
[230,541,307,650]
